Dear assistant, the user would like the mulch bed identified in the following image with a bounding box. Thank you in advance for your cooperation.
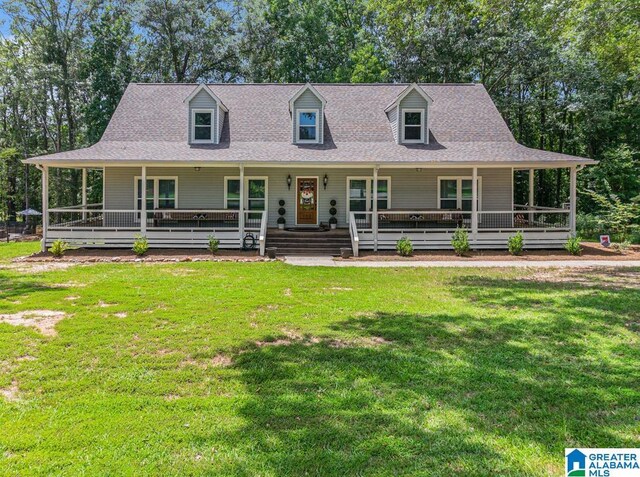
[344,242,640,261]
[20,248,269,263]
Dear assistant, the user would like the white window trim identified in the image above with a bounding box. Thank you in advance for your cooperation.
[134,176,179,210]
[224,176,269,212]
[191,108,215,144]
[345,176,392,222]
[296,109,320,144]
[401,108,425,143]
[437,176,482,210]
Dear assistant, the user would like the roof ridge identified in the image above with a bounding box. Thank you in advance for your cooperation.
[133,82,478,87]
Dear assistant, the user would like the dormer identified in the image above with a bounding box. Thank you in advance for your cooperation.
[385,83,433,145]
[184,84,228,145]
[289,83,327,145]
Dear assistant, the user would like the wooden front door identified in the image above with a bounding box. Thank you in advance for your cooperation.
[297,178,318,225]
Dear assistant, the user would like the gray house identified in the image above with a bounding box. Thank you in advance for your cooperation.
[25,82,595,255]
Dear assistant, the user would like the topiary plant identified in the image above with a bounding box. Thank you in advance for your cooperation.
[451,227,470,256]
[396,237,413,257]
[208,234,219,254]
[507,231,524,256]
[132,234,149,257]
[277,200,286,228]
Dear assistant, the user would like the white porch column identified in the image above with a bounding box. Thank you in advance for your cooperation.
[569,165,577,234]
[528,168,535,206]
[141,166,147,235]
[372,166,379,252]
[41,165,49,252]
[81,168,87,220]
[239,165,245,248]
[471,166,478,244]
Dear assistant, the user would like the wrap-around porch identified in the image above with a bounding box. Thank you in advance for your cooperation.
[40,164,579,255]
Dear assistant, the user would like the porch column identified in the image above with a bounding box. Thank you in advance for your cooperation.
[471,166,478,244]
[372,166,379,252]
[239,165,245,248]
[81,168,87,221]
[41,165,49,252]
[569,165,577,234]
[528,168,535,223]
[141,166,147,235]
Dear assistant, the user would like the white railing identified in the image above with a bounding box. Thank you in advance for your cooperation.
[478,210,570,231]
[257,210,268,256]
[49,209,139,230]
[377,210,471,232]
[348,212,360,257]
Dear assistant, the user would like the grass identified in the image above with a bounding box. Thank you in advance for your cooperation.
[0,242,639,476]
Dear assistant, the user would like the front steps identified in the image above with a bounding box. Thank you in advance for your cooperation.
[265,228,352,256]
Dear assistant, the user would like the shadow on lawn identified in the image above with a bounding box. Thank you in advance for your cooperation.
[0,270,62,305]
[221,299,639,475]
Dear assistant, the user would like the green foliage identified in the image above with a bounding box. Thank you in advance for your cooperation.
[132,235,149,257]
[395,237,413,257]
[507,231,524,256]
[610,241,631,253]
[564,235,583,256]
[48,239,69,258]
[582,188,640,242]
[451,228,470,256]
[208,235,219,254]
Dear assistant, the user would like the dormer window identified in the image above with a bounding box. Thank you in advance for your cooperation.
[297,109,319,143]
[192,109,214,143]
[402,109,424,143]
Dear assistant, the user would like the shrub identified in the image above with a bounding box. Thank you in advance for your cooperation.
[49,239,69,258]
[451,227,470,256]
[132,235,149,257]
[611,241,631,253]
[329,216,338,225]
[329,207,337,216]
[564,235,582,256]
[277,216,286,225]
[507,231,524,256]
[208,235,219,254]
[396,237,413,257]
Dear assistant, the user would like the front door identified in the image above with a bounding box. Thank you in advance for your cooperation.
[297,177,318,225]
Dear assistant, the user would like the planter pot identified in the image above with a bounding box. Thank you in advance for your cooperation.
[277,223,285,230]
[340,247,352,259]
[330,223,337,230]
[266,247,277,259]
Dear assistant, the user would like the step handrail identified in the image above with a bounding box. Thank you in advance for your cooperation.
[349,212,360,257]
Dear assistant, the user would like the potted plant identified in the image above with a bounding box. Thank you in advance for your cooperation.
[329,199,337,229]
[278,200,286,230]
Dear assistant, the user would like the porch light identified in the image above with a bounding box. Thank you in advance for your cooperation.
[323,174,328,190]
[194,167,201,172]
[287,174,292,190]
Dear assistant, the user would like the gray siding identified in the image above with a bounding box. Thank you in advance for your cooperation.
[218,107,225,142]
[104,166,513,226]
[188,89,218,144]
[398,89,429,144]
[386,105,398,144]
[292,89,324,144]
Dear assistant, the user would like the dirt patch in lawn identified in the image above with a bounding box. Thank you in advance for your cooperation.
[344,242,640,261]
[0,380,20,402]
[255,328,391,349]
[0,310,67,336]
[19,248,270,263]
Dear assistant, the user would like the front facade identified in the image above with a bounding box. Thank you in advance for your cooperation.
[26,82,595,255]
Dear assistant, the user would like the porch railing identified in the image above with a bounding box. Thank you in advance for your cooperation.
[256,210,268,256]
[348,212,360,257]
[478,210,570,230]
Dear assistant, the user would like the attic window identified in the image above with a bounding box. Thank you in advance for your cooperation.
[192,109,214,143]
[401,109,424,143]
[297,109,318,143]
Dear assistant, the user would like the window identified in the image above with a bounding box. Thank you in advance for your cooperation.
[438,177,481,211]
[297,109,318,143]
[347,177,391,220]
[225,177,268,217]
[192,109,214,143]
[135,177,178,210]
[401,109,424,143]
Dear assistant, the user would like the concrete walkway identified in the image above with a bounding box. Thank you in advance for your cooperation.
[284,256,640,268]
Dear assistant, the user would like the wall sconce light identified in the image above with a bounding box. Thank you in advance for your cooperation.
[416,168,422,172]
[287,174,292,190]
[323,174,329,190]
[194,167,201,172]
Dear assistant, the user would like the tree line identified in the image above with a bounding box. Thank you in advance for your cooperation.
[0,0,638,233]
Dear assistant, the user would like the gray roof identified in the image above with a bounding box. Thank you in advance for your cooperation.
[25,83,595,166]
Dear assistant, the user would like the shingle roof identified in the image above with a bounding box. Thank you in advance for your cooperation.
[25,83,595,165]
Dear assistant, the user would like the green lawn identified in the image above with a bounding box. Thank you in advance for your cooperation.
[0,242,639,476]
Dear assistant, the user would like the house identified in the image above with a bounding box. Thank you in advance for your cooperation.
[25,82,595,255]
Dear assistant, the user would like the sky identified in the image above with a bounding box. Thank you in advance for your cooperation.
[0,9,10,37]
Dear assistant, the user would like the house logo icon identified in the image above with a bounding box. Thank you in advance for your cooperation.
[566,449,587,476]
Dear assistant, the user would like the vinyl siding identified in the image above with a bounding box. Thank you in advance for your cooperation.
[104,166,513,226]
[188,90,218,144]
[398,89,429,144]
[292,89,324,144]
[386,105,398,144]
